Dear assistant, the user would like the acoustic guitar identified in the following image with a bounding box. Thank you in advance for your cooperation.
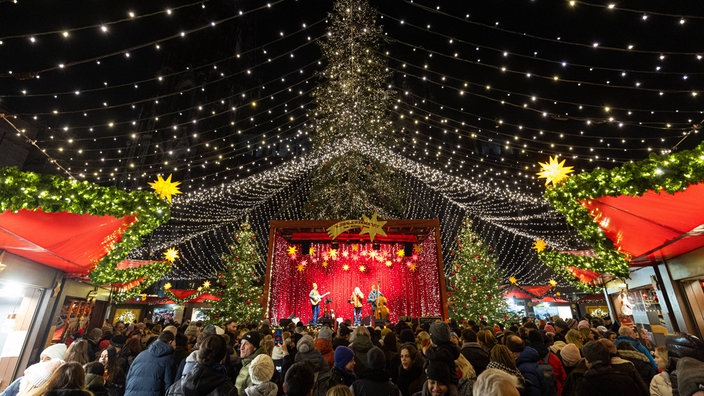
[310,291,331,306]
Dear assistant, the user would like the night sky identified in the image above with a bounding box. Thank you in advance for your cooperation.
[1,0,702,283]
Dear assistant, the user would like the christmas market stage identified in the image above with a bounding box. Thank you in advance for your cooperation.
[263,219,447,325]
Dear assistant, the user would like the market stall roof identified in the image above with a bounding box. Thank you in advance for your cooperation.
[0,209,136,274]
[577,294,607,303]
[503,284,554,299]
[532,296,570,304]
[581,182,704,266]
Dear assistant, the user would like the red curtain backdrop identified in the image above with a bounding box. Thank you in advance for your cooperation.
[267,232,443,324]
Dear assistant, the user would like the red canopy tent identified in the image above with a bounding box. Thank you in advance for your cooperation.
[580,182,704,266]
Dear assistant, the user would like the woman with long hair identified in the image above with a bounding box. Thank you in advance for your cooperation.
[396,344,425,396]
[27,361,92,396]
[98,346,125,396]
[476,330,497,353]
[455,354,476,396]
[486,344,525,387]
[64,339,91,366]
[565,329,584,350]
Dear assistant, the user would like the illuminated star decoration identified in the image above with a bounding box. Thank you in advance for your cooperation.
[385,260,393,267]
[163,247,179,262]
[413,244,422,254]
[537,156,574,186]
[396,249,405,257]
[329,249,338,260]
[322,261,329,268]
[359,213,387,242]
[308,246,316,256]
[287,246,298,255]
[358,265,366,272]
[509,276,518,284]
[164,282,172,290]
[296,262,307,272]
[408,263,417,272]
[148,174,182,203]
[202,280,211,289]
[533,239,548,253]
[342,264,350,271]
[549,279,557,287]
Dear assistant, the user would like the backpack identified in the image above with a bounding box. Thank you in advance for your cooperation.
[538,351,557,396]
[312,369,332,396]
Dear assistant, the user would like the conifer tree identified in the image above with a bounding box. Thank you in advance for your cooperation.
[448,220,509,324]
[208,222,263,324]
[304,0,405,220]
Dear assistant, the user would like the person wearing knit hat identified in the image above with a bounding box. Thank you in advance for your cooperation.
[596,325,608,334]
[429,321,451,346]
[350,346,401,395]
[330,346,357,387]
[578,320,590,329]
[566,318,578,330]
[314,327,335,368]
[110,334,127,349]
[399,328,415,345]
[40,343,67,361]
[242,331,262,349]
[425,322,461,386]
[236,330,265,396]
[184,323,199,339]
[560,343,582,367]
[317,326,333,341]
[543,324,556,334]
[18,358,65,395]
[163,325,178,337]
[414,360,455,396]
[294,335,327,374]
[246,354,278,396]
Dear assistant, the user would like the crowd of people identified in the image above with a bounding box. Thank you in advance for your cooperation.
[1,314,703,396]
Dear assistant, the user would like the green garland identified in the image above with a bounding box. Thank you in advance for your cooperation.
[111,262,173,303]
[541,140,704,289]
[0,167,172,298]
[164,288,210,304]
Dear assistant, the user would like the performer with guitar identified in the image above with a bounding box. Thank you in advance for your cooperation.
[350,287,365,326]
[309,283,330,326]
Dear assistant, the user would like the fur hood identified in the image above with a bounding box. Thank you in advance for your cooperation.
[618,349,650,362]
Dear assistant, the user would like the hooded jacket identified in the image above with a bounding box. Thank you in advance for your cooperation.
[244,382,277,396]
[614,335,657,369]
[235,349,264,396]
[515,346,546,396]
[166,362,235,396]
[617,349,657,384]
[349,334,374,377]
[125,340,175,396]
[313,338,334,368]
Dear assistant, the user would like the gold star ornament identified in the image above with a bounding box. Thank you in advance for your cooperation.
[509,276,518,284]
[202,280,211,289]
[149,174,182,203]
[287,246,298,255]
[549,279,557,287]
[164,282,172,290]
[164,247,179,263]
[537,156,574,186]
[533,239,547,253]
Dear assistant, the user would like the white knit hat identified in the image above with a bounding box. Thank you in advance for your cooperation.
[23,359,64,387]
[248,354,275,385]
[40,343,67,361]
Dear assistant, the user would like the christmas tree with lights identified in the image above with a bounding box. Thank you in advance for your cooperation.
[208,222,263,324]
[448,220,509,324]
[304,0,405,220]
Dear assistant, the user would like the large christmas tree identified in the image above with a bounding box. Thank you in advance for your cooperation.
[304,0,405,220]
[448,220,509,324]
[208,222,263,324]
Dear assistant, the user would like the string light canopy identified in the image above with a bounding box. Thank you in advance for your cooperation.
[2,1,703,284]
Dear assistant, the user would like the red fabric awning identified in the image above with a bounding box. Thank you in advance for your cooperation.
[0,209,137,274]
[532,296,570,304]
[580,182,704,266]
[188,293,221,303]
[503,284,553,299]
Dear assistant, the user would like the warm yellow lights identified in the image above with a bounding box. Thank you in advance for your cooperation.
[537,156,574,186]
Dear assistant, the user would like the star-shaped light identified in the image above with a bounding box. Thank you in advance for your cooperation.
[322,261,329,268]
[413,244,422,254]
[358,265,366,272]
[296,262,307,272]
[164,282,172,290]
[342,264,350,271]
[197,286,203,292]
[397,249,405,257]
[509,276,518,284]
[537,156,574,186]
[352,244,359,251]
[329,249,338,260]
[385,260,393,267]
[164,247,179,262]
[533,239,547,253]
[342,251,349,258]
[408,263,417,272]
[288,246,298,255]
[308,246,316,256]
[549,279,557,287]
[148,174,182,203]
[202,280,211,289]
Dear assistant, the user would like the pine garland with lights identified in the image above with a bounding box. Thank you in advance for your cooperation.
[304,0,405,220]
[0,167,172,294]
[540,140,704,289]
[207,222,264,324]
[448,220,509,324]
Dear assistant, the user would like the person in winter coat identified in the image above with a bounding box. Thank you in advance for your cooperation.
[236,331,265,396]
[454,354,476,396]
[527,330,565,396]
[508,336,545,396]
[295,335,328,375]
[665,333,704,396]
[314,327,335,369]
[124,331,176,396]
[245,355,278,396]
[614,327,657,370]
[381,332,401,384]
[350,347,401,396]
[423,322,460,387]
[166,334,236,396]
[615,342,657,385]
[84,362,110,396]
[99,346,126,396]
[329,346,357,388]
[396,344,425,396]
[597,339,649,393]
[574,340,648,396]
[26,361,93,396]
[460,329,489,376]
[16,358,66,396]
[348,327,374,377]
[650,346,672,396]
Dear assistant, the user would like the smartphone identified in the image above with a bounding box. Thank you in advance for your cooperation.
[274,328,283,345]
